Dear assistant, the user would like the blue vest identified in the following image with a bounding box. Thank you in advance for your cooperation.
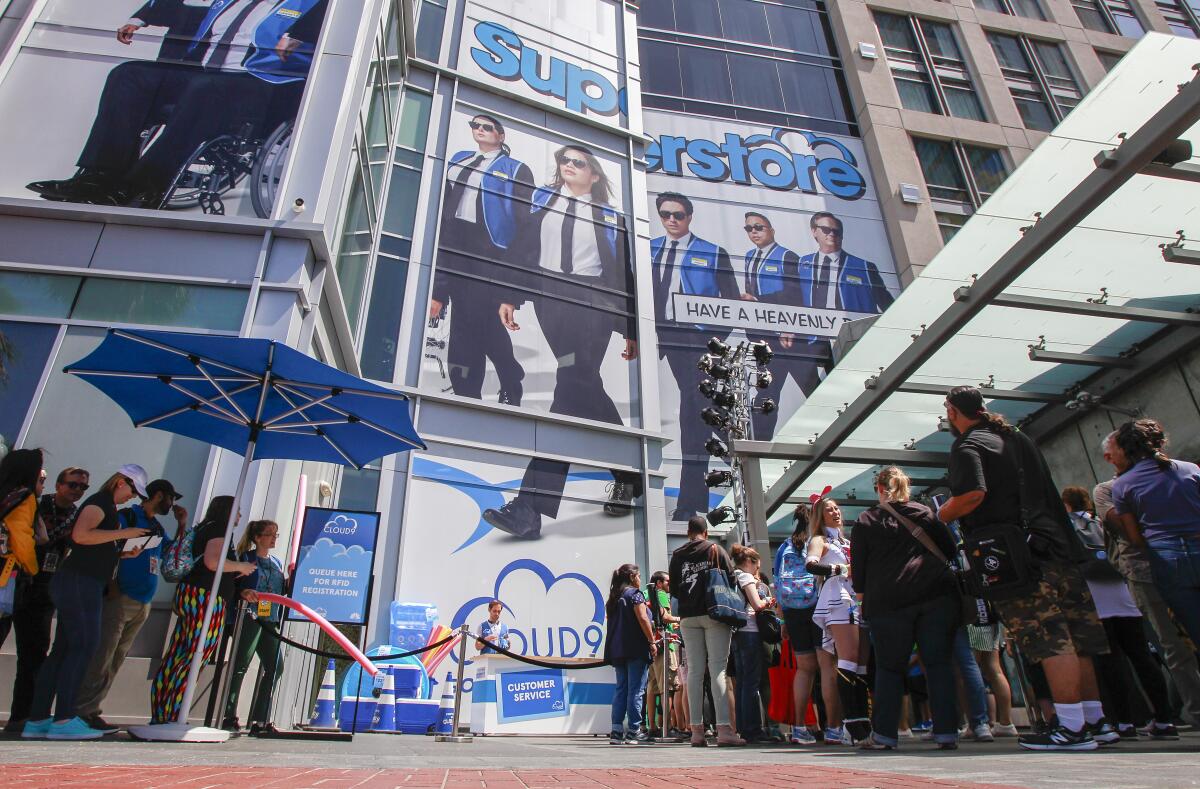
[192,0,324,85]
[531,187,621,258]
[743,243,793,299]
[650,235,723,297]
[799,251,888,314]
[449,150,526,249]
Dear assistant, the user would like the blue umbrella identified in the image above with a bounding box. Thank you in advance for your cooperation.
[65,328,425,741]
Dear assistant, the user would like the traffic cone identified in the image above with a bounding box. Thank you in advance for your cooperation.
[434,677,455,735]
[371,667,399,733]
[308,659,339,730]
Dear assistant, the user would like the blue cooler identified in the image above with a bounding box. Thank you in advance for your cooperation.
[391,663,424,699]
[394,698,441,734]
[338,696,377,732]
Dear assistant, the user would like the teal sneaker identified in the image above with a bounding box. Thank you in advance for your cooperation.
[22,718,51,739]
[46,716,104,740]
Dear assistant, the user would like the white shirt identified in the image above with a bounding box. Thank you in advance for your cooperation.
[448,149,501,224]
[202,0,282,73]
[661,232,692,322]
[747,242,775,294]
[1086,578,1142,619]
[538,188,603,277]
[816,250,844,309]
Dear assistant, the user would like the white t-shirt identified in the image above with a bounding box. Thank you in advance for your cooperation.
[735,569,761,633]
[1086,578,1142,619]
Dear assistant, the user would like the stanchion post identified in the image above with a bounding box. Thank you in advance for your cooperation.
[435,624,472,743]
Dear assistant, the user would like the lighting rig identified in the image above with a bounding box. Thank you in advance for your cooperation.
[696,337,774,542]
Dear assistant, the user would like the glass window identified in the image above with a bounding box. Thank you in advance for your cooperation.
[382,165,422,238]
[718,0,770,43]
[639,0,676,29]
[1158,0,1200,35]
[396,90,432,152]
[1096,49,1124,70]
[729,52,784,111]
[72,279,247,331]
[875,13,985,121]
[975,0,1008,12]
[935,211,969,243]
[975,0,1045,18]
[1031,40,1082,116]
[337,169,373,329]
[964,146,1008,198]
[360,254,408,382]
[988,33,1078,131]
[914,137,970,204]
[675,0,722,37]
[680,46,734,103]
[766,2,832,55]
[0,272,81,319]
[1072,0,1115,31]
[0,321,58,452]
[415,0,447,62]
[640,39,684,98]
[1109,0,1146,35]
[337,466,381,512]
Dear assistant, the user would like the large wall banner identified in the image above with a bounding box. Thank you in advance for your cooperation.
[0,0,331,217]
[645,111,901,522]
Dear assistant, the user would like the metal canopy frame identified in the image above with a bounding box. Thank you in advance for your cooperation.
[734,65,1200,526]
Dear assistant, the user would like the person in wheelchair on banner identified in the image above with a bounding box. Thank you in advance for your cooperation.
[27,0,328,209]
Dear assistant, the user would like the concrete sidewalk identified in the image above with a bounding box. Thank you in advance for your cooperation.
[2,730,1199,788]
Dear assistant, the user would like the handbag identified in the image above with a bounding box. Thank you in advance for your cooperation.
[755,609,783,644]
[879,500,987,627]
[705,544,748,629]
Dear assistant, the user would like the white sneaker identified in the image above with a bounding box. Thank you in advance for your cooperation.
[959,723,994,742]
[790,726,817,745]
[991,722,1019,738]
[897,728,914,739]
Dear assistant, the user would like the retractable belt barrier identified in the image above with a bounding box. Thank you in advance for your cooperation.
[253,617,459,662]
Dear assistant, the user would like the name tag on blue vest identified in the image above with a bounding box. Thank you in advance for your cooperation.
[846,275,864,285]
[690,257,709,266]
[491,170,509,179]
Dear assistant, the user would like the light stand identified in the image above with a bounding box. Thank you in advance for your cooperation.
[698,339,774,542]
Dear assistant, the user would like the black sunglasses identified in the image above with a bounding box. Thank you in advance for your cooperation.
[814,225,843,236]
[63,481,90,491]
[468,121,496,133]
[556,154,590,169]
[659,210,688,221]
[743,223,768,233]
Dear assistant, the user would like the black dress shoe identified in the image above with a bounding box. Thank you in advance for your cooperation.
[483,499,542,539]
[498,384,522,406]
[27,169,121,203]
[603,480,638,516]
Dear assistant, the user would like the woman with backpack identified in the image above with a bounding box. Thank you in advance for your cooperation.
[25,463,150,740]
[849,466,960,750]
[603,563,656,745]
[775,502,838,744]
[1063,485,1177,741]
[150,495,255,724]
[730,544,773,743]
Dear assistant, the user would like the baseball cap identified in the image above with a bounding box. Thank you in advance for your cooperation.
[147,479,182,502]
[117,464,150,498]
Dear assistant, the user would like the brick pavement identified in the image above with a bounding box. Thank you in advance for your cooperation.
[0,763,1025,789]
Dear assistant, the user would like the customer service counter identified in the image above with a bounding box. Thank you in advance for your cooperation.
[470,654,615,735]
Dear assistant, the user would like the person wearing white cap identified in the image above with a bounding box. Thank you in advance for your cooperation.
[23,465,150,740]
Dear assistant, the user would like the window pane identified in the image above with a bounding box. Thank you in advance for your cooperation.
[1032,41,1073,81]
[913,137,968,202]
[777,59,845,123]
[964,145,1008,197]
[936,211,969,243]
[944,86,986,121]
[73,279,247,331]
[675,0,721,36]
[718,0,770,43]
[680,47,733,103]
[896,77,939,114]
[1096,49,1124,70]
[0,321,59,451]
[1014,95,1056,131]
[337,467,381,511]
[1073,0,1115,32]
[1011,0,1046,19]
[729,53,784,110]
[415,0,446,62]
[989,33,1030,72]
[766,3,832,55]
[360,255,408,382]
[919,20,961,60]
[396,90,432,151]
[1111,9,1146,37]
[639,0,676,29]
[0,272,80,319]
[875,12,917,50]
[337,171,373,328]
[640,39,684,97]
[974,0,1008,12]
[383,165,422,237]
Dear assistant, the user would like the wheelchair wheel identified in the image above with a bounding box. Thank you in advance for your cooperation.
[161,134,254,214]
[250,121,293,219]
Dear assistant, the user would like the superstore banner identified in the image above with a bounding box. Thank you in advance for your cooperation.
[645,110,901,521]
[0,0,332,217]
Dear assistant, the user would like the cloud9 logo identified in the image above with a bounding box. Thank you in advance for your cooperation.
[451,559,606,661]
[322,514,358,536]
[647,127,867,200]
[470,21,628,118]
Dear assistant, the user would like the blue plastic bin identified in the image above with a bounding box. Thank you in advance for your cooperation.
[338,696,377,732]
[394,698,441,734]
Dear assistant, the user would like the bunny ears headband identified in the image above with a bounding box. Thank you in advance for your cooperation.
[808,485,833,504]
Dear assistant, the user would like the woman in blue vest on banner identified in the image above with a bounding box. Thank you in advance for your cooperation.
[429,113,533,405]
[222,519,287,734]
[483,144,640,539]
[604,564,656,745]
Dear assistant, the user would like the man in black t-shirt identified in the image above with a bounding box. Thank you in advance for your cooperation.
[938,386,1107,752]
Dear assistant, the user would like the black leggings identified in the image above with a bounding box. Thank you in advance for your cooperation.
[1095,616,1173,724]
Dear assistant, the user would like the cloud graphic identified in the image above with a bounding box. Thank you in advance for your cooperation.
[294,537,373,620]
[450,558,606,634]
[323,513,358,535]
[552,700,564,710]
[413,458,616,552]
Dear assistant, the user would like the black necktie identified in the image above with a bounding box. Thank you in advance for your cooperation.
[656,240,679,317]
[209,0,266,69]
[814,254,833,307]
[561,196,577,274]
[748,249,764,298]
[448,154,484,213]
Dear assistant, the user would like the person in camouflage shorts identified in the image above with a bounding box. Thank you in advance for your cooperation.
[993,563,1108,663]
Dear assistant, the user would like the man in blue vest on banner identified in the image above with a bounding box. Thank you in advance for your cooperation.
[27,0,326,208]
[797,212,894,316]
[740,211,823,440]
[651,192,740,522]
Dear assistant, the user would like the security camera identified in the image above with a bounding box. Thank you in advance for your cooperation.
[292,198,305,213]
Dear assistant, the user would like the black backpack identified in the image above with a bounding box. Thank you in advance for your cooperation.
[1068,511,1123,581]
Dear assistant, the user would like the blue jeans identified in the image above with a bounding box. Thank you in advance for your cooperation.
[611,658,649,734]
[870,594,960,746]
[953,625,988,728]
[1146,535,1200,650]
[29,570,104,722]
[731,630,764,739]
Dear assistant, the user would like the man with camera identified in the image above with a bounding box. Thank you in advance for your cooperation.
[937,386,1108,751]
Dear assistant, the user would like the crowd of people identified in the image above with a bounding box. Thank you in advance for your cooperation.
[598,386,1200,752]
[0,450,286,740]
